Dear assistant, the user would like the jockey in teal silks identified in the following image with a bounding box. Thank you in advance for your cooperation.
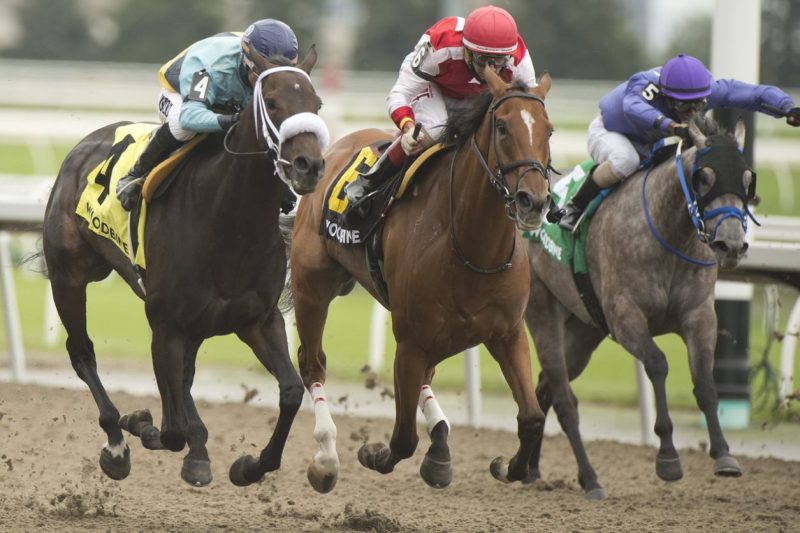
[116,19,300,211]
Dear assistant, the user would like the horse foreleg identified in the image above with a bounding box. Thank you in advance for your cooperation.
[230,311,304,487]
[151,328,210,486]
[358,343,426,477]
[612,308,682,482]
[485,326,544,484]
[294,268,343,493]
[418,383,452,488]
[682,308,742,477]
[51,279,131,480]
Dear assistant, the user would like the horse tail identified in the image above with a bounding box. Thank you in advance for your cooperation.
[278,212,294,313]
[19,239,49,279]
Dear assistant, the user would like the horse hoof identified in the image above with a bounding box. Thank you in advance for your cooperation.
[181,458,212,487]
[655,454,683,482]
[119,409,153,437]
[229,455,260,487]
[714,455,743,477]
[140,425,165,450]
[490,456,512,483]
[99,445,131,480]
[585,487,608,501]
[307,461,338,493]
[420,455,452,489]
[357,442,390,472]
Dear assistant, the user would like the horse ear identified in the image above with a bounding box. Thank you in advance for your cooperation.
[483,65,508,98]
[531,72,552,98]
[299,44,318,74]
[688,117,708,148]
[251,50,278,74]
[733,118,746,150]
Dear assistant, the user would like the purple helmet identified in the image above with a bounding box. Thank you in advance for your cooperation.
[659,54,713,100]
[241,19,298,69]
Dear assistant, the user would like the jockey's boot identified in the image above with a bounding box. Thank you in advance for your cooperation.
[558,165,606,233]
[345,158,401,203]
[116,123,182,211]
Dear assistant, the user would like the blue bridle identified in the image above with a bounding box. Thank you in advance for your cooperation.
[642,138,759,267]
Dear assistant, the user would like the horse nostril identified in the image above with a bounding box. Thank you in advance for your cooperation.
[514,191,534,212]
[711,240,730,254]
[293,156,310,174]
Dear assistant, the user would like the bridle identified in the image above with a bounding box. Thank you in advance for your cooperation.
[469,91,554,219]
[642,137,759,266]
[450,90,553,274]
[223,65,329,186]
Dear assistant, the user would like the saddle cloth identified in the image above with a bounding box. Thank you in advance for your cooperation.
[75,123,204,268]
[523,159,604,274]
[319,142,448,246]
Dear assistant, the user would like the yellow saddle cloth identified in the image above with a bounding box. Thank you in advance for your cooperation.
[76,123,154,268]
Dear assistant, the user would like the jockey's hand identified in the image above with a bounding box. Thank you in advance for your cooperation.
[786,107,800,127]
[217,112,240,131]
[668,121,690,140]
[401,122,425,155]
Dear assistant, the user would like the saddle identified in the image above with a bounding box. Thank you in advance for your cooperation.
[319,142,449,306]
[75,123,208,271]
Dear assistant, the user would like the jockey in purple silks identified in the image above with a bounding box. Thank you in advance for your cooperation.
[559,53,800,232]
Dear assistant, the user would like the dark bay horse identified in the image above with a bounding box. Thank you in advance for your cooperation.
[42,49,328,487]
[291,68,554,492]
[526,117,751,499]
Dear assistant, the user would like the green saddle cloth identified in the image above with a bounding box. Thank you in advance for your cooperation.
[522,159,604,274]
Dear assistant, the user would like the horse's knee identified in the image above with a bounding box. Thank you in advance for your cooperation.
[692,381,718,412]
[643,351,669,381]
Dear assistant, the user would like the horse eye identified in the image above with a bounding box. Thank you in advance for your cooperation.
[694,169,714,195]
[496,120,508,135]
[266,99,278,111]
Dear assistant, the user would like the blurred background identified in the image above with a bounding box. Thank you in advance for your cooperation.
[0,0,798,434]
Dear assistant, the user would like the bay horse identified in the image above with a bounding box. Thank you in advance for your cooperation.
[525,117,751,499]
[42,48,329,487]
[291,68,554,492]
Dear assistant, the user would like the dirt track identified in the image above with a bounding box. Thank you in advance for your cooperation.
[1,382,798,532]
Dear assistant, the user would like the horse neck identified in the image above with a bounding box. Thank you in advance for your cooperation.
[448,132,517,264]
[202,110,283,229]
[642,148,699,247]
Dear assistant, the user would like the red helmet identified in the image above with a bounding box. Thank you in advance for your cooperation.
[462,5,518,55]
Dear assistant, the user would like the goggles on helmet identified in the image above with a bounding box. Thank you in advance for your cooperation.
[669,97,707,114]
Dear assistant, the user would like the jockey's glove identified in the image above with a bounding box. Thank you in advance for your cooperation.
[217,112,240,131]
[401,122,428,155]
[786,107,800,127]
[668,122,690,140]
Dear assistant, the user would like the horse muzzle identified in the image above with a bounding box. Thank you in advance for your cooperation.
[513,190,547,231]
[710,238,749,269]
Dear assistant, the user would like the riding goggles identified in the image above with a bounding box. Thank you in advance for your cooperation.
[471,52,511,69]
[669,97,707,114]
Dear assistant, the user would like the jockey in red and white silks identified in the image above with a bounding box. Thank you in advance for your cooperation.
[387,9,537,147]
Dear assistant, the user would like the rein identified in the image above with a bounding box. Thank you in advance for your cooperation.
[222,65,329,186]
[450,91,551,274]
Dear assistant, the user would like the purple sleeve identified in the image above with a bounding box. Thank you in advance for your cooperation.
[709,79,795,116]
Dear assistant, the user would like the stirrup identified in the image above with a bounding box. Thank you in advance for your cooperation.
[345,175,371,203]
[117,176,144,211]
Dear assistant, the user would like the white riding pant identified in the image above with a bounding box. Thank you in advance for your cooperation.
[404,83,474,142]
[157,89,198,142]
[586,114,646,180]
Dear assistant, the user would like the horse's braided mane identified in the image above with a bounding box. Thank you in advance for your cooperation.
[441,80,529,148]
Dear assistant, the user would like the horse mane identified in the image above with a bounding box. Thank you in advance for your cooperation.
[441,80,530,148]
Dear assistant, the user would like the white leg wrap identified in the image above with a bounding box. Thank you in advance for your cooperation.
[310,383,339,471]
[419,385,450,435]
[103,440,129,458]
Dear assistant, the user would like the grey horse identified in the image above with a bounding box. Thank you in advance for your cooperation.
[525,117,751,499]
